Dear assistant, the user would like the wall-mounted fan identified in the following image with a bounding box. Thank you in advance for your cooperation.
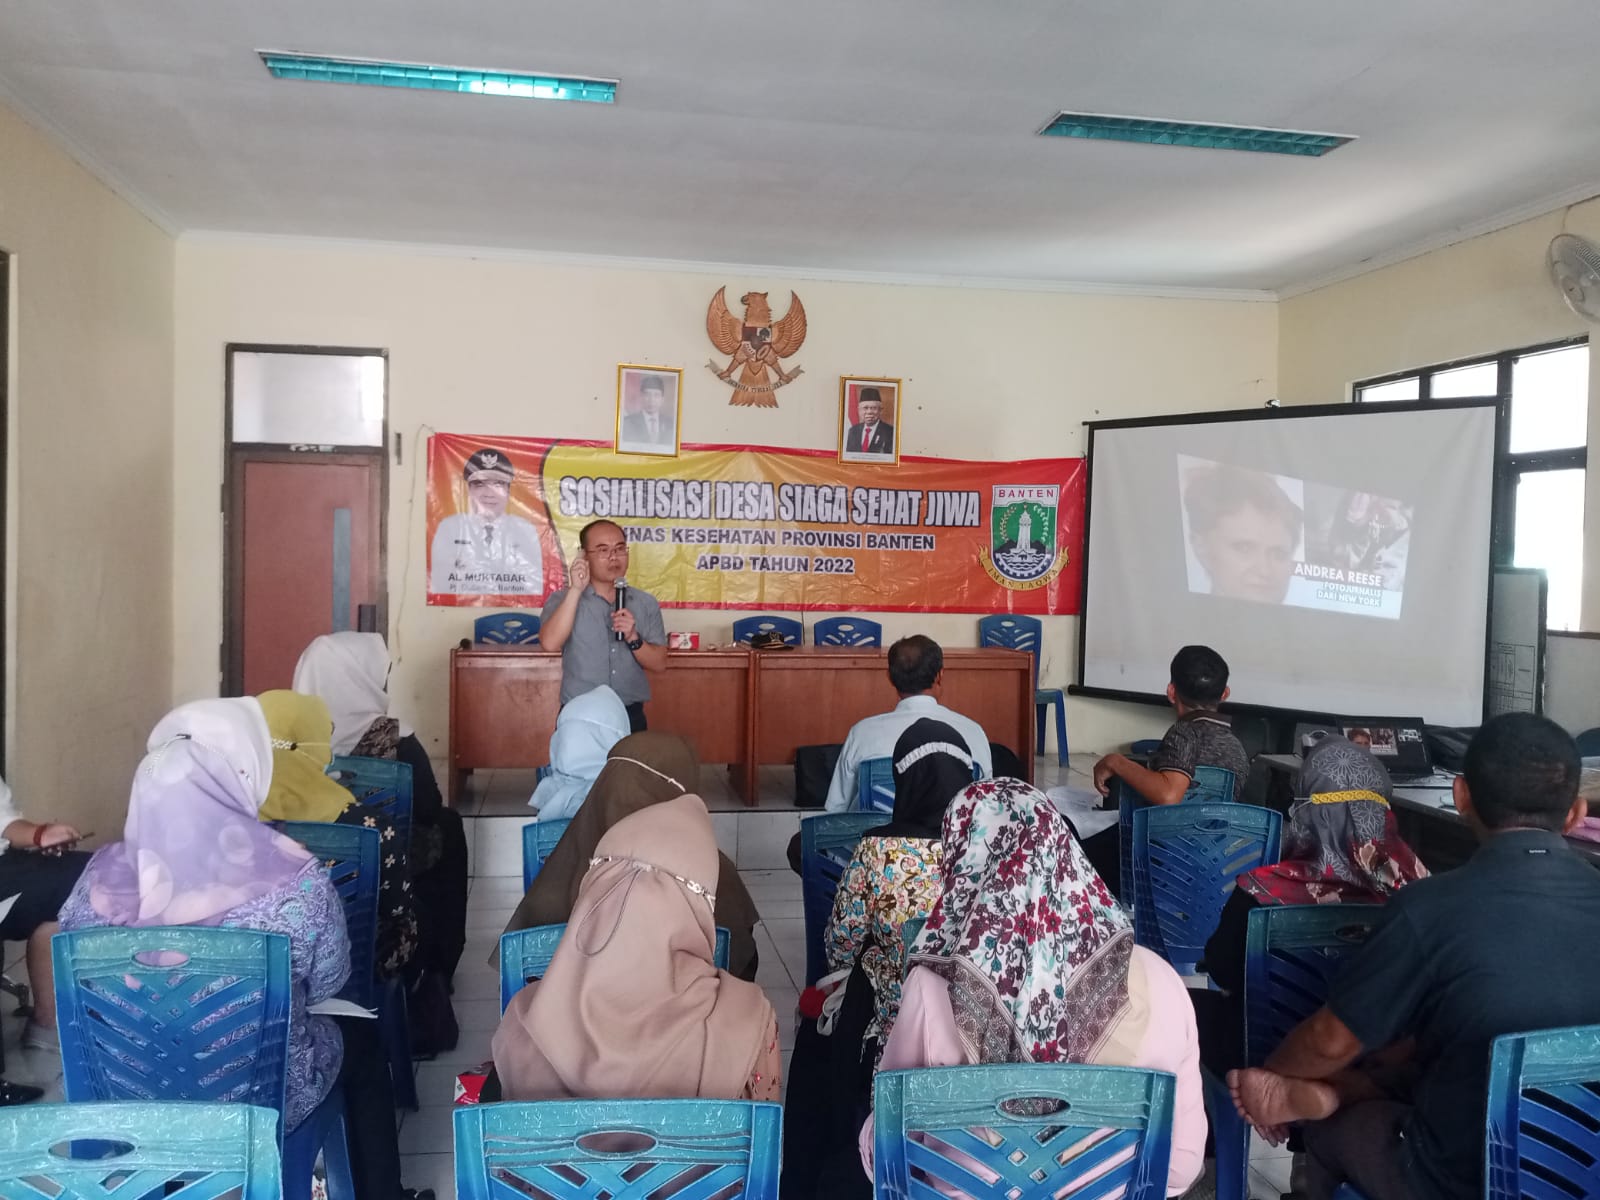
[1548,233,1600,323]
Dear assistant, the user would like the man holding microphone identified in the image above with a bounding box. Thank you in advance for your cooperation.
[540,520,668,731]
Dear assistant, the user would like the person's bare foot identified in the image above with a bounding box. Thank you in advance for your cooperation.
[1226,1068,1340,1144]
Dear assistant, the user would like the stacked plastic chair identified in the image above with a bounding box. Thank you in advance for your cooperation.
[0,1101,282,1200]
[1117,764,1237,906]
[53,926,354,1200]
[454,1099,781,1200]
[799,812,882,986]
[327,755,414,850]
[977,613,1068,765]
[874,1064,1174,1199]
[498,923,732,1012]
[521,817,573,891]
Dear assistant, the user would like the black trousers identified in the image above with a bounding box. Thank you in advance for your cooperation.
[625,702,648,733]
[335,1015,404,1200]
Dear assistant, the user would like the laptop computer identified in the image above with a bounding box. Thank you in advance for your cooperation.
[1293,717,1435,781]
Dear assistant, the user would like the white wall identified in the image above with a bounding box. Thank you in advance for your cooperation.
[0,100,175,835]
[1279,197,1600,629]
[174,238,1278,761]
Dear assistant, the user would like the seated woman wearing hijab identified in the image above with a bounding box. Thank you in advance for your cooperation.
[294,633,469,986]
[859,778,1207,1200]
[258,691,419,980]
[501,731,761,981]
[1190,734,1427,1075]
[527,685,632,821]
[491,793,780,1103]
[784,721,974,1200]
[58,698,432,1200]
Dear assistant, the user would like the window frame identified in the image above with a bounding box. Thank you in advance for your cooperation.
[1354,337,1588,611]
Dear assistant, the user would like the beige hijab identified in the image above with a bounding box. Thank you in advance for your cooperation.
[491,794,774,1101]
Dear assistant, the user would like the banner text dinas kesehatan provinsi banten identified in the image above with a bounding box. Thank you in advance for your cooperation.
[426,434,1084,614]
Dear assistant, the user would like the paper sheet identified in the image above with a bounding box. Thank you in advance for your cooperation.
[308,998,378,1019]
[1047,786,1121,840]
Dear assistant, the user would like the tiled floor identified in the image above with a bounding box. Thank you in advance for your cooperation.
[0,752,1291,1199]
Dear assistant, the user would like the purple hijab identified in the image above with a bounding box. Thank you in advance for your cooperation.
[81,698,313,927]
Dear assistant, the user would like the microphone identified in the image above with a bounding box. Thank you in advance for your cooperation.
[614,577,628,641]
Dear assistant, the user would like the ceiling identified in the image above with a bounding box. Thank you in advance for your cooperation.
[2,0,1599,294]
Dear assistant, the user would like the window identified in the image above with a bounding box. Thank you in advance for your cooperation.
[1355,338,1588,631]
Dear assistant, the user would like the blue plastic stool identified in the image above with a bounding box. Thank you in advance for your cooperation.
[800,812,883,986]
[53,926,354,1200]
[1130,802,1281,976]
[0,1101,283,1200]
[732,615,803,646]
[856,756,895,812]
[499,923,732,1011]
[521,817,573,891]
[455,1099,781,1200]
[978,613,1068,765]
[326,755,414,850]
[1486,1023,1600,1198]
[874,1065,1174,1199]
[813,617,883,647]
[474,612,541,644]
[1208,903,1382,1200]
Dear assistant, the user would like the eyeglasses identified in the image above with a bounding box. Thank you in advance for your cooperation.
[586,543,629,557]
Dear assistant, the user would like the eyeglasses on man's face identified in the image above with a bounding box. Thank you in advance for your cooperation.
[586,542,629,558]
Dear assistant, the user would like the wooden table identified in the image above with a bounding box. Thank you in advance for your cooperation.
[448,644,1034,806]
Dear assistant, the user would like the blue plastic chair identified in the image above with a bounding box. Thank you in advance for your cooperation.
[899,915,927,974]
[856,755,896,813]
[327,755,414,850]
[1207,904,1383,1200]
[874,1065,1174,1200]
[800,812,884,986]
[978,614,1068,765]
[732,615,803,646]
[813,616,883,647]
[0,1101,282,1200]
[276,821,418,1112]
[1130,802,1281,975]
[474,612,541,645]
[454,1098,782,1200]
[53,926,354,1200]
[1117,765,1238,905]
[1485,1023,1600,1199]
[499,923,733,1012]
[521,817,573,891]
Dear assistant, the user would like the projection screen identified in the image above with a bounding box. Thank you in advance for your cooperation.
[1078,400,1501,726]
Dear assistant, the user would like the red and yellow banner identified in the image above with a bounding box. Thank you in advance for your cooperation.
[426,434,1084,613]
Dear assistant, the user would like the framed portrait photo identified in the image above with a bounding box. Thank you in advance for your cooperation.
[838,376,901,465]
[615,364,683,457]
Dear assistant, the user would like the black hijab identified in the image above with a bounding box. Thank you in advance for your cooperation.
[871,719,974,840]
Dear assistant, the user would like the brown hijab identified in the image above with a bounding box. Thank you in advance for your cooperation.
[491,794,775,1101]
[498,732,761,978]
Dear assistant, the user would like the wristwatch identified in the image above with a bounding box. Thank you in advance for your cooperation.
[626,633,645,651]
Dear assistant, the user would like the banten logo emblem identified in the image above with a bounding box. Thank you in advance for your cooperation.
[705,287,807,408]
[982,485,1066,590]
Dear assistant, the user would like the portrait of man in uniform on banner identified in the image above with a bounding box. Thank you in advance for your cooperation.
[428,446,547,598]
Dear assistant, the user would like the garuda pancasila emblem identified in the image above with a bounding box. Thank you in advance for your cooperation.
[705,287,807,408]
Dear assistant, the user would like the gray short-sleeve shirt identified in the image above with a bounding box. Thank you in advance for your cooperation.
[542,585,666,706]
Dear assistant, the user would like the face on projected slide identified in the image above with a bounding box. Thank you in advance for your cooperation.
[1183,466,1302,604]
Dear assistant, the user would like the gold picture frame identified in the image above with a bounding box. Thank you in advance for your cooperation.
[838,376,902,465]
[615,364,683,458]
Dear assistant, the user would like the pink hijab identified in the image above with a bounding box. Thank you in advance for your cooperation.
[492,794,774,1100]
[81,698,312,927]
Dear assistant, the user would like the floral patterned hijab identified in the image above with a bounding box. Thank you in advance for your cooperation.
[907,778,1133,1064]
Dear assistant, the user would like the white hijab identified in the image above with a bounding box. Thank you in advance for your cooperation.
[292,632,411,756]
[149,697,275,803]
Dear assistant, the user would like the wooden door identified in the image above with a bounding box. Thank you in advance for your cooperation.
[225,449,385,695]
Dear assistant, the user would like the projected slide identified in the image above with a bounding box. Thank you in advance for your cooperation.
[1178,456,1413,619]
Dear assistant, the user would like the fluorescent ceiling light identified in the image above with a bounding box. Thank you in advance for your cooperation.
[260,52,616,104]
[1040,111,1351,157]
